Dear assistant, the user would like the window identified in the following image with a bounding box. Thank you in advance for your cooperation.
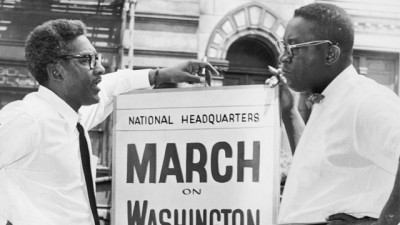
[353,50,399,94]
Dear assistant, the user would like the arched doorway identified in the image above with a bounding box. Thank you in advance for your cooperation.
[224,36,278,86]
[205,2,285,86]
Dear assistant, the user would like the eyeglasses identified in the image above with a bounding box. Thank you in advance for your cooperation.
[57,53,102,70]
[277,40,333,58]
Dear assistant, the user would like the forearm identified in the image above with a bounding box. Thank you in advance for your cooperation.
[80,69,151,129]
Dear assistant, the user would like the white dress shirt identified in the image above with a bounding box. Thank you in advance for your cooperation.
[0,69,151,225]
[278,65,400,224]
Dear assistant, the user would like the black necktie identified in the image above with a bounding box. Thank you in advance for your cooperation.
[77,123,100,225]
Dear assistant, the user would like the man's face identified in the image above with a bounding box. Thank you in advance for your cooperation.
[58,35,105,109]
[280,17,328,93]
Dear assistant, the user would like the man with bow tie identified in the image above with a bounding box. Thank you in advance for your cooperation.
[276,3,400,225]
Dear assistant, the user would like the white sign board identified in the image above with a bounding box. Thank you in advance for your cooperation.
[112,85,281,225]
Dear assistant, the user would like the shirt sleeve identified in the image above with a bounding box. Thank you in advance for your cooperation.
[0,105,38,168]
[79,69,151,130]
[355,94,400,174]
[0,104,40,223]
[0,213,6,225]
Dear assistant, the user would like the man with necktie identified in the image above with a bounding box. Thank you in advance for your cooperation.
[0,19,218,225]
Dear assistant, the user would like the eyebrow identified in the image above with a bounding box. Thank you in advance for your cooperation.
[285,38,298,44]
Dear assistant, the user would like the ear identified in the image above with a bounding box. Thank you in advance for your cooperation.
[325,45,341,65]
[46,63,64,81]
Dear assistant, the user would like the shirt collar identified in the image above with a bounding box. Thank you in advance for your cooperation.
[37,85,79,131]
[322,65,356,98]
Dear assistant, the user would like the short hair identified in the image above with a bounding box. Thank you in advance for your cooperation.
[294,3,354,54]
[25,19,87,85]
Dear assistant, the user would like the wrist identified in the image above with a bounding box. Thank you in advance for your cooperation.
[149,68,160,86]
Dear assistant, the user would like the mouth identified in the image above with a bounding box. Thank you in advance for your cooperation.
[281,68,291,78]
[280,69,292,85]
[280,66,289,74]
[92,78,102,91]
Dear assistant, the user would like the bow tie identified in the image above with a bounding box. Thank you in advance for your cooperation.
[306,93,325,108]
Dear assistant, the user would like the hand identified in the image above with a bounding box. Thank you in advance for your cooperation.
[265,66,287,88]
[326,213,378,225]
[265,67,295,115]
[280,84,297,115]
[154,60,219,85]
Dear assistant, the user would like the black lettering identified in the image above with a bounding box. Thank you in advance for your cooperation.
[209,114,215,124]
[232,209,244,225]
[127,200,147,225]
[211,142,233,183]
[222,114,228,122]
[189,209,194,225]
[196,210,207,225]
[140,116,147,124]
[247,209,259,225]
[215,114,222,123]
[174,209,186,225]
[129,117,135,125]
[186,143,207,182]
[237,141,260,182]
[202,114,208,123]
[160,209,172,225]
[254,113,259,122]
[127,144,156,183]
[148,116,154,125]
[182,115,189,123]
[229,113,235,122]
[247,113,253,122]
[221,209,232,224]
[210,209,221,225]
[148,209,157,225]
[128,202,260,225]
[168,116,174,124]
[193,188,201,195]
[196,115,202,123]
[155,116,160,124]
[241,113,247,122]
[159,143,184,183]
[235,113,240,121]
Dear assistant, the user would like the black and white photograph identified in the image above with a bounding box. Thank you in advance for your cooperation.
[0,0,399,225]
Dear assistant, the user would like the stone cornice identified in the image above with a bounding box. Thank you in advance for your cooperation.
[136,12,199,22]
[353,19,400,35]
[123,48,197,59]
[0,39,25,47]
[135,12,199,27]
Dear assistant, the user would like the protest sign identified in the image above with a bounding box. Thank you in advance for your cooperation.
[112,85,281,225]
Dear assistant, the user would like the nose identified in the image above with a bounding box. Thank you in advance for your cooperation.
[278,52,291,64]
[94,62,105,76]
